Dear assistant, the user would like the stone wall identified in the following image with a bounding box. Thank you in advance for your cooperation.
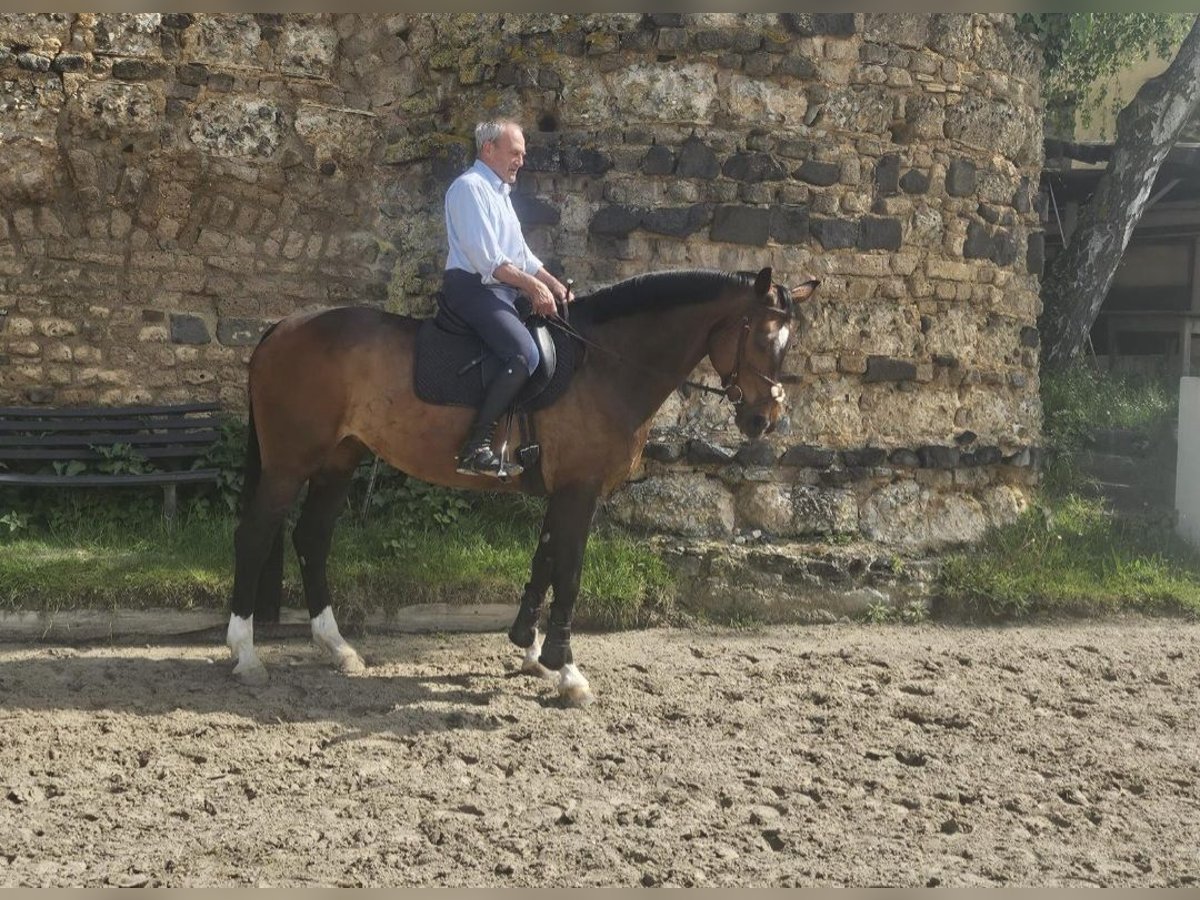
[0,13,1044,550]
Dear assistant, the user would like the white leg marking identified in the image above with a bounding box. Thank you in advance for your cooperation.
[311,607,366,674]
[226,613,268,686]
[520,628,553,679]
[558,662,594,708]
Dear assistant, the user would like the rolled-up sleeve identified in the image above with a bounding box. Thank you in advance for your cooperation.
[521,237,543,276]
[446,180,510,283]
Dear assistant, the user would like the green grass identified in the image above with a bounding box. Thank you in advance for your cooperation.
[3,363,1196,630]
[0,490,674,631]
[1039,363,1176,493]
[938,494,1200,621]
[935,361,1200,622]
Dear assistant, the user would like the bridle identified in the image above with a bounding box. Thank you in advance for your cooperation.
[685,284,794,409]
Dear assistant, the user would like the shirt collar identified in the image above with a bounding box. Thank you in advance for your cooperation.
[471,159,509,195]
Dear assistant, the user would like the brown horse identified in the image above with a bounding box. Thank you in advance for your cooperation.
[226,267,818,706]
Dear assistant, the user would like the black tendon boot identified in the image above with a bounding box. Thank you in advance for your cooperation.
[456,357,530,477]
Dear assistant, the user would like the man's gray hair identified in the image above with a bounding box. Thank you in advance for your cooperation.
[475,120,519,154]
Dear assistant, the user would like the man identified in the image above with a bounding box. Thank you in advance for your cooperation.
[442,120,573,477]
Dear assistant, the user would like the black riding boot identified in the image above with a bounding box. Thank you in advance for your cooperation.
[456,358,530,477]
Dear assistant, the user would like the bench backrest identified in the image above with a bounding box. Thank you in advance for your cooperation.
[0,402,221,467]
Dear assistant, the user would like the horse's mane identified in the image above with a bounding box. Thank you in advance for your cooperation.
[570,269,755,326]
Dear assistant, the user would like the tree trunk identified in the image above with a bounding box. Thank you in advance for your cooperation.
[1041,15,1200,370]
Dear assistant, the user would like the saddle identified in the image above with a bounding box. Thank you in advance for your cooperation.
[413,295,578,413]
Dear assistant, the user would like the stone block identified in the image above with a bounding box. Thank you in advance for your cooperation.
[563,146,614,175]
[189,97,284,159]
[723,152,788,182]
[51,53,87,73]
[589,205,642,237]
[676,136,720,179]
[169,313,210,345]
[687,439,737,465]
[642,204,711,238]
[838,352,867,375]
[841,447,887,467]
[778,54,818,79]
[810,217,857,250]
[925,259,973,281]
[782,13,858,36]
[780,444,836,468]
[899,169,930,194]
[710,206,770,246]
[796,159,841,187]
[695,30,730,51]
[1026,231,1044,276]
[735,440,777,467]
[641,144,675,176]
[874,153,899,195]
[793,485,858,535]
[612,63,716,123]
[736,483,794,534]
[643,440,684,463]
[807,353,836,374]
[858,217,902,251]
[946,158,977,197]
[112,58,169,80]
[606,475,735,537]
[917,445,959,468]
[769,205,809,244]
[864,356,917,382]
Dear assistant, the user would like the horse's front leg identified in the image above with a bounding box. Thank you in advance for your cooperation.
[537,484,600,707]
[509,506,555,678]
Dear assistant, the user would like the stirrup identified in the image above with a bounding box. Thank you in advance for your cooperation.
[456,444,523,478]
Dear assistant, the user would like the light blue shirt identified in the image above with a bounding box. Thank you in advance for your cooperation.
[444,159,543,302]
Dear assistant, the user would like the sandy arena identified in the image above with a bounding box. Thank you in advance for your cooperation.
[1,619,1198,887]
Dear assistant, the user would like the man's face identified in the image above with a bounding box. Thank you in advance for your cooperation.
[481,125,526,185]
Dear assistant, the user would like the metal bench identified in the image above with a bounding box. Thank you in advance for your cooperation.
[0,402,222,522]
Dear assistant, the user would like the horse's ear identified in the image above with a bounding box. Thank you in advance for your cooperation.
[754,267,772,296]
[790,278,820,302]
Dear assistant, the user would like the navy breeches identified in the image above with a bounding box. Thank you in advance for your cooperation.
[441,269,539,376]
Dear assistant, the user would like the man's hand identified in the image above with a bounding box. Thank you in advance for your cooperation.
[527,279,558,317]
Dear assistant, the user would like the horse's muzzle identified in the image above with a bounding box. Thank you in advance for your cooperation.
[737,411,773,440]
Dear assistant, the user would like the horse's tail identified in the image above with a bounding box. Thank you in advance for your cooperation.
[239,321,279,516]
[241,322,287,622]
[240,396,262,517]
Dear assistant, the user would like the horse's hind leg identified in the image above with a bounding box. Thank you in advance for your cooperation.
[228,474,302,685]
[294,442,366,674]
[508,503,555,678]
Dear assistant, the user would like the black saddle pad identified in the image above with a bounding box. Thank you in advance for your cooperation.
[414,315,579,411]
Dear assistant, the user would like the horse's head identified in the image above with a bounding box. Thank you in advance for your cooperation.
[708,267,820,440]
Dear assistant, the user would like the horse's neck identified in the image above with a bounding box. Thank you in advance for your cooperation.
[585,297,738,427]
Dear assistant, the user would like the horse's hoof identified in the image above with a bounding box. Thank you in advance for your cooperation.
[233,663,269,687]
[557,663,592,708]
[335,652,367,675]
[559,684,596,709]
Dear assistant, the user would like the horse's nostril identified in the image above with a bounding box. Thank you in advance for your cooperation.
[751,415,768,434]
